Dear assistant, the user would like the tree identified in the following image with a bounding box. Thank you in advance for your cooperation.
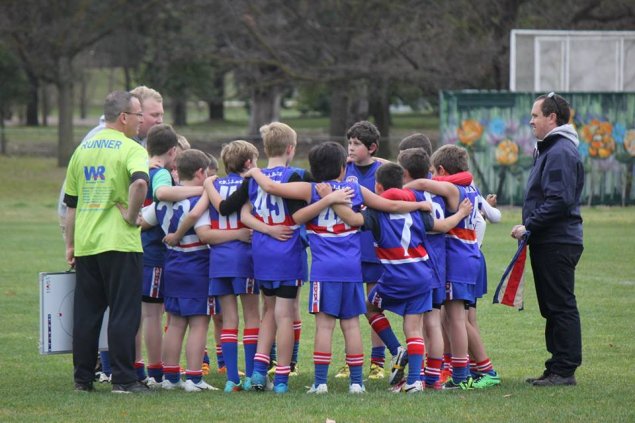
[0,0,161,166]
[0,46,28,154]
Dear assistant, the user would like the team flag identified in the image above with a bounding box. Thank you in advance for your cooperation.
[493,232,530,310]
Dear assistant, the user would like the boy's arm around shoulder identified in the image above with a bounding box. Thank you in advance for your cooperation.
[361,186,432,214]
[432,198,473,233]
[292,183,354,225]
[205,175,249,216]
[244,168,311,201]
[239,202,293,241]
[195,225,252,245]
[155,178,204,202]
[313,184,364,227]
[163,191,210,246]
[403,178,459,211]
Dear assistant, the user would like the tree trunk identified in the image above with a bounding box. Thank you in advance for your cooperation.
[40,83,49,127]
[248,86,281,137]
[349,82,369,124]
[57,56,75,167]
[26,72,39,126]
[79,71,88,120]
[369,80,391,158]
[173,96,187,126]
[328,81,350,144]
[123,66,132,91]
[0,110,7,155]
[208,73,225,120]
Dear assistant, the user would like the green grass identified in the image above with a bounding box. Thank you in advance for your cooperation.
[0,156,633,422]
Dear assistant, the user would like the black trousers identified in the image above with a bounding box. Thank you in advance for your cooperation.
[529,243,583,377]
[73,252,142,385]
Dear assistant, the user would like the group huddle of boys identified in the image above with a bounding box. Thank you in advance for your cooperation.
[123,120,501,395]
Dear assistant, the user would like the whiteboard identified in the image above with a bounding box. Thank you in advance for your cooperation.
[39,272,109,355]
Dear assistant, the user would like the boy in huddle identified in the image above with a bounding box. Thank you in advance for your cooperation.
[246,141,431,394]
[396,148,451,389]
[203,123,309,394]
[141,149,217,392]
[197,140,262,392]
[342,121,403,381]
[404,144,482,390]
[331,162,472,393]
[138,124,203,386]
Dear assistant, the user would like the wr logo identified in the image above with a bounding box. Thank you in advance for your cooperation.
[84,166,106,181]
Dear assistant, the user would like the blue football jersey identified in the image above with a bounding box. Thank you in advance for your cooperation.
[369,190,435,300]
[156,196,209,297]
[418,189,447,290]
[142,167,173,267]
[248,166,304,280]
[305,180,364,282]
[207,173,253,278]
[445,184,481,284]
[345,161,382,265]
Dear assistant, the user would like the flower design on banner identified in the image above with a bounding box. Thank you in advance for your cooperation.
[578,141,589,159]
[580,119,615,159]
[457,119,483,146]
[612,123,626,145]
[624,129,635,157]
[495,139,519,166]
[487,118,506,143]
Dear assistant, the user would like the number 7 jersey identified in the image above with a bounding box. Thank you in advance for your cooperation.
[365,189,436,300]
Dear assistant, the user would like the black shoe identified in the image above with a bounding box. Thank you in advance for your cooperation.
[531,373,576,387]
[75,382,95,392]
[525,371,550,384]
[112,381,151,394]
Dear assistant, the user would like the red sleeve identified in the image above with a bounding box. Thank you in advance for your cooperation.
[380,188,416,201]
[433,171,473,186]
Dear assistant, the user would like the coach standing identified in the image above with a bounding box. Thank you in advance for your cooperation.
[511,92,584,387]
[64,91,149,393]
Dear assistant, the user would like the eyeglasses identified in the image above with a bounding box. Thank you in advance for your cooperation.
[547,92,561,118]
[122,111,144,118]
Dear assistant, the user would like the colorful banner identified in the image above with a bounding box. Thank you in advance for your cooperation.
[440,91,635,206]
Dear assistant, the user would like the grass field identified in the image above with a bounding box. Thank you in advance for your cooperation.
[0,156,633,422]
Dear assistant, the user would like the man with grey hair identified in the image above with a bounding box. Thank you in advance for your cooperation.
[64,91,150,394]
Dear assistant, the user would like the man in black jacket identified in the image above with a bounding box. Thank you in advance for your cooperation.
[511,92,584,387]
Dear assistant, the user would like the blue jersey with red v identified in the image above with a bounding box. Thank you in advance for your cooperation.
[420,190,447,290]
[446,184,481,284]
[208,173,253,278]
[365,189,435,300]
[156,195,209,297]
[142,167,174,267]
[345,161,382,264]
[306,180,364,283]
[248,166,305,280]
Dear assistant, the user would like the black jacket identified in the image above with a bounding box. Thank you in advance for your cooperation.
[522,125,584,246]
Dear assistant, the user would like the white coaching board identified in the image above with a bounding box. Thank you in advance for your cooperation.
[39,272,108,354]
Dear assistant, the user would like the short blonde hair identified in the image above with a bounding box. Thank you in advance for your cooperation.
[130,85,163,105]
[260,122,296,157]
[221,140,259,174]
[176,134,191,151]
